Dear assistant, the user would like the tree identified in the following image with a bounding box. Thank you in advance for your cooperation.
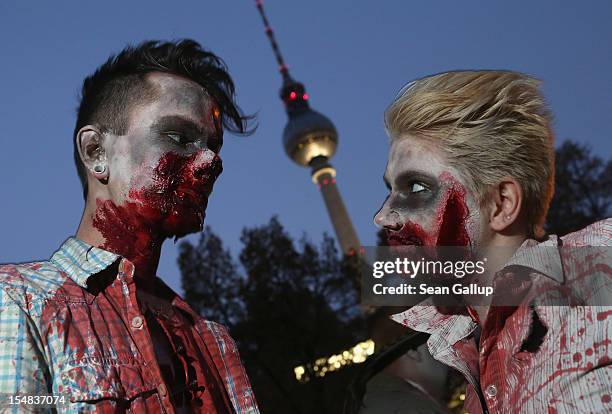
[178,217,365,414]
[546,140,611,236]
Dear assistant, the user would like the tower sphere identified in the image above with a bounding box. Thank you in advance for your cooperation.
[282,108,338,166]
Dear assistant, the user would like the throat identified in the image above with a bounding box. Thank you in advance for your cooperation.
[82,197,165,279]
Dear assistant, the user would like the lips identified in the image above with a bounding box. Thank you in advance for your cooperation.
[386,233,423,246]
[172,192,208,227]
[177,188,204,203]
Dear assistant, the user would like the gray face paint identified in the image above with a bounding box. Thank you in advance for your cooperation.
[104,73,221,203]
[375,136,483,247]
[91,73,223,276]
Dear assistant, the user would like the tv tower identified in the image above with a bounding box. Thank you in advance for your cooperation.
[254,0,361,255]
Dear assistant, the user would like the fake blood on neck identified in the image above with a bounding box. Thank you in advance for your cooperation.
[93,151,221,278]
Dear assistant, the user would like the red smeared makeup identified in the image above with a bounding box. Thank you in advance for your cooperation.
[386,172,471,247]
[92,150,222,273]
[435,172,470,246]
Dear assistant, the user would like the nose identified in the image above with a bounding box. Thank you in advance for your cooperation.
[193,149,223,180]
[373,205,402,231]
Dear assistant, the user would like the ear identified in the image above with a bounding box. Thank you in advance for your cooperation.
[76,126,108,181]
[487,177,523,232]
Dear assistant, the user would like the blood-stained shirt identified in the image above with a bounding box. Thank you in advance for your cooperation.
[392,219,612,414]
[0,237,259,413]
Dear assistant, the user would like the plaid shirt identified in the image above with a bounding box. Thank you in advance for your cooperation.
[392,219,612,414]
[0,238,259,413]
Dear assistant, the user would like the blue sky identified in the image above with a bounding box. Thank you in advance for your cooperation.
[1,0,611,294]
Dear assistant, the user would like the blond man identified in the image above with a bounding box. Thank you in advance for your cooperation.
[374,71,611,413]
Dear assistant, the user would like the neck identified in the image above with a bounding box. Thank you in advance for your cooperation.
[471,232,527,326]
[76,196,164,279]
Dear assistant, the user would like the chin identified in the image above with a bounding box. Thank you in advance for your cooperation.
[162,205,206,238]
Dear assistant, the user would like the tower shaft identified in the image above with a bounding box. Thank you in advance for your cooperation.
[312,164,360,255]
[255,0,361,256]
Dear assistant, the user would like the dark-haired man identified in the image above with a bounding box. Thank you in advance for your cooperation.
[0,40,259,413]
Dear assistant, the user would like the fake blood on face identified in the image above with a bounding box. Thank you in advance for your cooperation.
[387,172,471,247]
[436,172,470,246]
[93,151,222,276]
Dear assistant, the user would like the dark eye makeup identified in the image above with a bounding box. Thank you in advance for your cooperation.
[152,115,222,153]
[384,169,441,211]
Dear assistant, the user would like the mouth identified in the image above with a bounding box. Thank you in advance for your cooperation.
[175,187,210,215]
[386,233,423,246]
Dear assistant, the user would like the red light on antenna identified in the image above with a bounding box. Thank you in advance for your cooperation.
[302,93,309,100]
[289,91,297,100]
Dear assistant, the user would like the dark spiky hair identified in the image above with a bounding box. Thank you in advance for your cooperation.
[74,39,251,199]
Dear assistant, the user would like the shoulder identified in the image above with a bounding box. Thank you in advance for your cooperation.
[0,260,66,316]
[560,218,612,247]
[195,318,240,353]
[194,319,259,411]
[199,319,235,341]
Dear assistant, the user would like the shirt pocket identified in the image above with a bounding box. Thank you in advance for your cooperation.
[58,360,158,406]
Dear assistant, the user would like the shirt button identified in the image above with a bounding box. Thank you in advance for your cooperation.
[158,383,167,397]
[486,384,498,398]
[131,316,144,329]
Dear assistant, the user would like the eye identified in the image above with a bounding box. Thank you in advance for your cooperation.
[410,182,428,193]
[166,132,189,145]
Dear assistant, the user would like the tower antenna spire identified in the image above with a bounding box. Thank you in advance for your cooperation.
[254,0,291,82]
[253,0,361,256]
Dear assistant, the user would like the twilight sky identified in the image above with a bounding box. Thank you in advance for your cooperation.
[1,0,611,294]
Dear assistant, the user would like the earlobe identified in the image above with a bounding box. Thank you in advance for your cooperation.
[77,126,109,181]
[93,164,107,175]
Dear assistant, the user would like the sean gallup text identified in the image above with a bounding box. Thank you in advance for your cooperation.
[372,283,493,297]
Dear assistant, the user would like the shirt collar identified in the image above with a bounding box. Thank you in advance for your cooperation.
[390,301,477,360]
[391,234,564,336]
[503,234,564,284]
[50,237,119,288]
[392,300,475,331]
[49,237,201,322]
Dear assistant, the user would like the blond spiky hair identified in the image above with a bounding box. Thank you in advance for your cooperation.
[385,70,555,239]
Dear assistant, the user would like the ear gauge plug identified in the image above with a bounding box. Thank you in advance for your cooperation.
[93,165,106,174]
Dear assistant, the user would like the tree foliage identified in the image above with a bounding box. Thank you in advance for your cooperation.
[178,217,365,413]
[546,140,611,236]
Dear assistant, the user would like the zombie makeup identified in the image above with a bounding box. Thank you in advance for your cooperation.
[375,137,481,247]
[383,171,470,246]
[150,115,223,154]
[88,73,223,276]
[93,150,222,273]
